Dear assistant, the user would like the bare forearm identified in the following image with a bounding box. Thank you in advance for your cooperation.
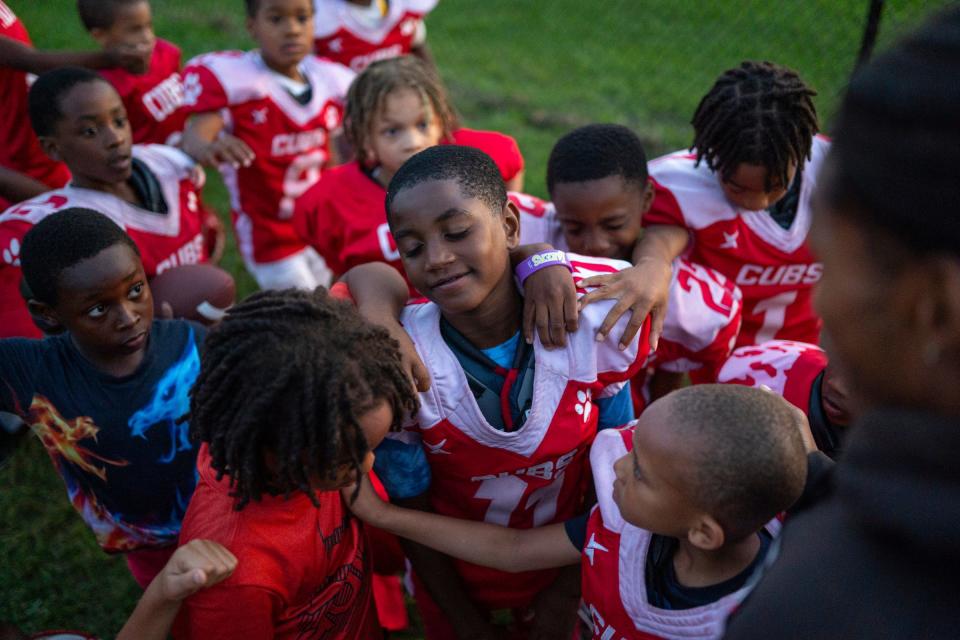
[0,167,49,203]
[632,224,689,265]
[0,37,112,73]
[370,501,575,572]
[341,262,409,319]
[117,578,181,640]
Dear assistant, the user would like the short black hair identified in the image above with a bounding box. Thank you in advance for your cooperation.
[667,384,807,542]
[76,0,146,31]
[691,61,819,190]
[385,145,507,220]
[546,124,648,194]
[29,67,110,137]
[20,208,139,306]
[243,0,260,17]
[825,4,960,257]
[189,288,420,510]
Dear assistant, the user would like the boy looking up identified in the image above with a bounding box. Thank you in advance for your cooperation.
[78,0,188,145]
[181,0,355,291]
[0,209,205,587]
[0,67,211,339]
[344,384,809,640]
[344,145,651,638]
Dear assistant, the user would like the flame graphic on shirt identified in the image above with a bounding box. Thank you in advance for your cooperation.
[28,394,128,481]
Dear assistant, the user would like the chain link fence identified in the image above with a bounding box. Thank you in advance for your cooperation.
[430,1,950,165]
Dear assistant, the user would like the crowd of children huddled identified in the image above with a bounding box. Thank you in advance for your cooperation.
[1,0,958,638]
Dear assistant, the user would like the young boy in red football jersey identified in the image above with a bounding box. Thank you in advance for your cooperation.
[0,67,212,339]
[181,0,356,291]
[294,55,525,295]
[173,287,419,639]
[584,62,827,353]
[343,384,810,640]
[312,0,437,72]
[343,145,651,639]
[77,0,188,146]
[0,0,143,207]
[512,124,742,410]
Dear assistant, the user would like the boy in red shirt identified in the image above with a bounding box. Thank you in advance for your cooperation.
[174,287,419,639]
[77,0,188,145]
[0,0,143,207]
[181,0,355,291]
[294,55,524,294]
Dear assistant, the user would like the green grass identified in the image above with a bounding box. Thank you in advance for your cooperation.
[1,0,945,636]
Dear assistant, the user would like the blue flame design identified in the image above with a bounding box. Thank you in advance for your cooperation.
[127,329,201,463]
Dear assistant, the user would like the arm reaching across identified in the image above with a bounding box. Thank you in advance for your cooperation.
[343,475,581,574]
[341,262,431,392]
[578,224,689,350]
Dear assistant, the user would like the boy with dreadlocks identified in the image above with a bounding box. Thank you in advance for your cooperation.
[294,55,524,295]
[579,61,826,353]
[173,287,418,639]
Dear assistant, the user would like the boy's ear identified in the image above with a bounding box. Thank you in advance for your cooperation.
[502,200,521,250]
[38,136,62,163]
[686,514,725,551]
[245,16,257,39]
[640,180,655,214]
[89,27,109,48]
[26,300,65,336]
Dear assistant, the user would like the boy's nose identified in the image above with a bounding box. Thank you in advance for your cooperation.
[114,301,140,329]
[424,241,454,269]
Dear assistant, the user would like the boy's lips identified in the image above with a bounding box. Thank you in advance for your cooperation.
[109,155,132,172]
[428,271,471,292]
[121,330,148,351]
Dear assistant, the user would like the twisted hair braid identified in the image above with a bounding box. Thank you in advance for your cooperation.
[189,288,418,510]
[691,61,818,189]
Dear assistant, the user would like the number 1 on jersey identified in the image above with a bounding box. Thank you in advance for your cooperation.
[474,473,565,527]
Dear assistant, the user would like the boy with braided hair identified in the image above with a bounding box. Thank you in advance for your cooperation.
[579,61,827,353]
[174,287,419,639]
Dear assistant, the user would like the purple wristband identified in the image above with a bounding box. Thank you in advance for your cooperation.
[515,249,573,286]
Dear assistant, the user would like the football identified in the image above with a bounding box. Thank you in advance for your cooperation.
[149,264,236,325]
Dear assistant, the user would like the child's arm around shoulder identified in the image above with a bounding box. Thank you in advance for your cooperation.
[342,475,581,573]
[0,34,142,74]
[117,539,237,640]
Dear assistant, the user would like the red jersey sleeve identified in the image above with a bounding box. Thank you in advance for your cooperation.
[174,584,280,639]
[643,176,687,227]
[180,61,230,114]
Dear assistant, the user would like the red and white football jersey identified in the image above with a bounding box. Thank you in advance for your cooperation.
[293,160,403,279]
[99,38,186,146]
[0,145,208,338]
[181,51,354,263]
[513,192,743,406]
[717,340,827,415]
[312,0,438,71]
[583,426,777,640]
[0,1,70,208]
[395,254,651,610]
[645,135,830,349]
